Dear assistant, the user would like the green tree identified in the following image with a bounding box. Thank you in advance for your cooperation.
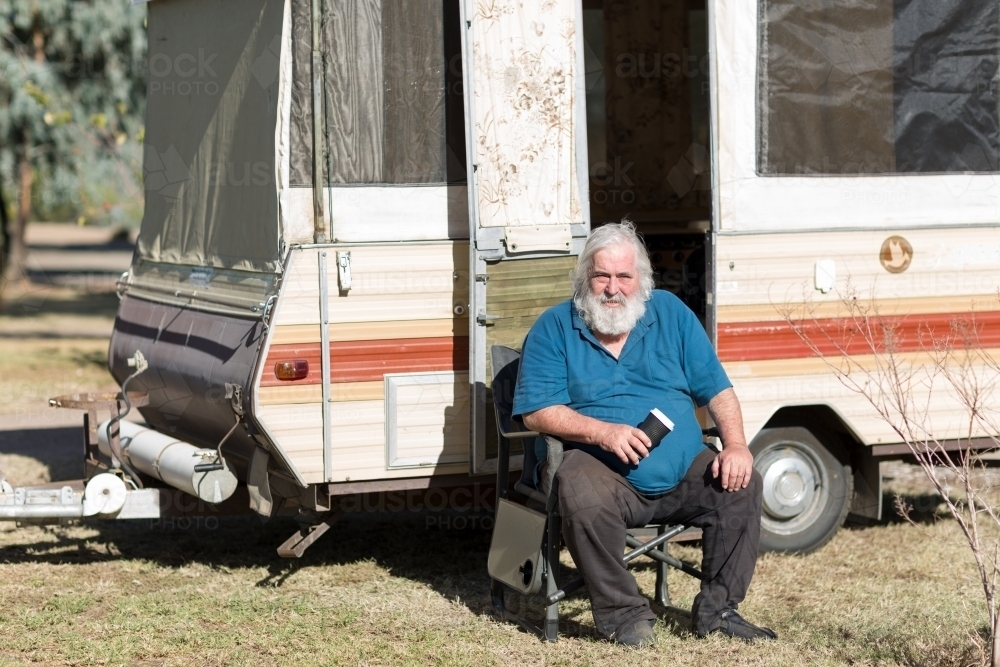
[0,0,145,289]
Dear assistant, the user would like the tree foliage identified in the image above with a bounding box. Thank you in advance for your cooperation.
[0,0,146,284]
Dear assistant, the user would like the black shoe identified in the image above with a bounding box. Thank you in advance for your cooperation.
[700,610,777,641]
[611,618,656,647]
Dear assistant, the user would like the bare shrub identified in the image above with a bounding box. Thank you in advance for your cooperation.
[780,286,1000,666]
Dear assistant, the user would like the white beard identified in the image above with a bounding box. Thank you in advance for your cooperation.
[574,290,647,337]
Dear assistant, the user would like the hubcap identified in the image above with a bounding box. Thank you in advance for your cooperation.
[761,456,815,519]
[754,441,829,536]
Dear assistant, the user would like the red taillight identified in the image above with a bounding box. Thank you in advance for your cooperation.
[274,359,309,381]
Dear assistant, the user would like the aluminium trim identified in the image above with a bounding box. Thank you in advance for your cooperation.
[870,437,999,458]
[715,222,1000,236]
[123,290,267,321]
[319,251,333,482]
[247,248,309,488]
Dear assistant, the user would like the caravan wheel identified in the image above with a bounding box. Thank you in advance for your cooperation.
[750,427,852,554]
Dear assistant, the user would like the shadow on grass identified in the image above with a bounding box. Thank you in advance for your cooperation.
[844,492,952,532]
[0,512,505,619]
[4,427,939,645]
[0,427,87,482]
[0,426,510,620]
[0,290,121,319]
[0,504,708,642]
[0,427,607,639]
[0,424,816,643]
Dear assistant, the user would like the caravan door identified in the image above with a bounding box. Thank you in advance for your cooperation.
[460,2,591,474]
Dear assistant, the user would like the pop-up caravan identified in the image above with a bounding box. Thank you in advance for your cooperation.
[5,0,1000,555]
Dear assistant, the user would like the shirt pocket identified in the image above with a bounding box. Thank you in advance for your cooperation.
[646,344,686,392]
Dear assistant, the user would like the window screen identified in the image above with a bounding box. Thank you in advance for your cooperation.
[290,0,466,185]
[758,0,1000,175]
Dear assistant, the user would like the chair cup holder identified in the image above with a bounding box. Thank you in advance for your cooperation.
[488,498,547,595]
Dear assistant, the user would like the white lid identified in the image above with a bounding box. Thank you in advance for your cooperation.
[650,408,674,431]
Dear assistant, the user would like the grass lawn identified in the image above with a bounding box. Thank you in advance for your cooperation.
[0,337,992,666]
[0,499,988,666]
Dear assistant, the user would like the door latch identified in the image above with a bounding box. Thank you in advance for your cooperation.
[477,311,500,326]
[337,251,352,293]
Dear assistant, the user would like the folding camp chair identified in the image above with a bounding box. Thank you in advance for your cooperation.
[486,345,705,642]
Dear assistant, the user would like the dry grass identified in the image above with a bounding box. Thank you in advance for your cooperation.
[0,338,119,418]
[0,496,987,667]
[0,444,990,667]
[0,332,992,666]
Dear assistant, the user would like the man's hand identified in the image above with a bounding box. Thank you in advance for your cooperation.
[706,388,754,492]
[595,423,652,466]
[712,444,754,492]
[522,405,651,466]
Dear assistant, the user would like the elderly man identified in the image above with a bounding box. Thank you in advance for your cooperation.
[512,221,775,646]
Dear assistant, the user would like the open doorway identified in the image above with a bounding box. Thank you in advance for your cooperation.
[583,0,711,323]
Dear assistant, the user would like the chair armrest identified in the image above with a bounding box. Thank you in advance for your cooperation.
[499,413,539,440]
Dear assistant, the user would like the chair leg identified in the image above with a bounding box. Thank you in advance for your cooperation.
[542,513,561,642]
[655,524,671,607]
[491,577,508,617]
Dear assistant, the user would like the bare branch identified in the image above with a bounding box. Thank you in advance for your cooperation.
[781,284,1000,665]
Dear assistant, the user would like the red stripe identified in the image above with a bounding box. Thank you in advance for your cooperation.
[262,337,469,386]
[717,311,1000,362]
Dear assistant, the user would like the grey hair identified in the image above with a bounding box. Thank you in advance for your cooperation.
[571,220,655,300]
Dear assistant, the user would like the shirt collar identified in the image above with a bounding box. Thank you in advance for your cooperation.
[570,296,657,359]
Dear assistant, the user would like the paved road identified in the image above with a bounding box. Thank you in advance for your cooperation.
[23,222,134,290]
[1,223,134,339]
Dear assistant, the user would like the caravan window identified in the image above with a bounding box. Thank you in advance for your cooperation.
[290,0,466,185]
[758,0,1000,174]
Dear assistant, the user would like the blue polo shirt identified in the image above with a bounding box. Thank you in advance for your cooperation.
[512,290,732,495]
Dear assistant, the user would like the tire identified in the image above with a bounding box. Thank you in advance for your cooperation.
[750,427,852,554]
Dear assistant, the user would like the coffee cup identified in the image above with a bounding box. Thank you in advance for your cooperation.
[638,408,674,448]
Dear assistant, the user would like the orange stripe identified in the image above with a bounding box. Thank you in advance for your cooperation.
[717,311,1000,362]
[262,337,469,385]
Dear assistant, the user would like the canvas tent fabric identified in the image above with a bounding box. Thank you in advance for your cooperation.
[758,0,1000,175]
[138,0,283,273]
[468,1,587,228]
[288,0,466,185]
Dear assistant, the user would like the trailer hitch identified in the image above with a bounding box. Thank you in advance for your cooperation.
[0,473,135,522]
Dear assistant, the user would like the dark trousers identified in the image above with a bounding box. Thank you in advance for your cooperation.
[551,447,763,638]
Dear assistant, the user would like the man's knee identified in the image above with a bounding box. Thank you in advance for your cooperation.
[747,468,763,504]
[747,468,764,517]
[555,451,615,518]
[720,469,763,528]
